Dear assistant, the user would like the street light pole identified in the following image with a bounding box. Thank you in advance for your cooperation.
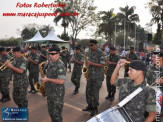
[134,23,136,50]
[114,23,116,47]
[124,19,126,50]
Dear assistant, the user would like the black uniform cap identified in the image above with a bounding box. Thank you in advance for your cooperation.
[90,39,97,44]
[13,47,22,52]
[0,47,5,52]
[61,46,65,49]
[129,60,146,71]
[6,48,11,52]
[130,47,134,50]
[110,47,116,50]
[49,46,60,53]
[31,46,37,50]
[75,46,81,50]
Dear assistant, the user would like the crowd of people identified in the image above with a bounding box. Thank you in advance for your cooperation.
[0,40,163,122]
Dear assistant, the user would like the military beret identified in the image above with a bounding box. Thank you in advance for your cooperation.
[61,46,65,49]
[49,46,60,53]
[13,47,22,52]
[6,48,11,52]
[130,47,134,50]
[129,60,146,71]
[52,44,57,47]
[75,46,81,50]
[0,47,5,52]
[90,39,97,44]
[31,46,37,50]
[110,47,116,50]
[77,45,81,48]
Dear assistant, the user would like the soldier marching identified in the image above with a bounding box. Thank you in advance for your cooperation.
[0,43,162,122]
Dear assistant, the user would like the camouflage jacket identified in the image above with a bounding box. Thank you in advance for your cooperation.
[127,52,138,61]
[28,53,39,73]
[146,64,163,91]
[73,53,84,70]
[114,78,156,122]
[39,50,48,63]
[0,54,12,78]
[13,56,28,88]
[46,59,66,96]
[60,51,68,62]
[106,54,120,76]
[87,48,105,80]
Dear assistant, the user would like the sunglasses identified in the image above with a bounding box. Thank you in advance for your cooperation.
[48,53,58,55]
[90,44,94,46]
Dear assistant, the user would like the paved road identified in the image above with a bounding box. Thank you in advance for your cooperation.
[0,66,162,122]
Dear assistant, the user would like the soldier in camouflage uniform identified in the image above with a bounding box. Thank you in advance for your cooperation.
[26,47,40,94]
[65,48,71,72]
[41,46,66,122]
[111,60,156,122]
[71,46,84,94]
[0,47,12,103]
[105,47,120,101]
[146,51,163,116]
[6,47,28,108]
[82,40,105,116]
[124,47,138,77]
[60,46,68,70]
[39,45,48,64]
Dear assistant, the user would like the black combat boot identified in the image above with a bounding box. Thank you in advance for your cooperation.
[82,105,93,111]
[90,107,98,116]
[110,93,115,101]
[73,87,79,94]
[105,93,111,99]
[1,95,11,103]
[0,94,4,102]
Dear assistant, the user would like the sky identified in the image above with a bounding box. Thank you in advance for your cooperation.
[0,0,156,39]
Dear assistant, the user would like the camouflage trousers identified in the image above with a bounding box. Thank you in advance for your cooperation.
[86,79,101,108]
[106,76,116,95]
[0,77,10,96]
[13,87,28,108]
[28,72,39,90]
[71,69,82,88]
[47,87,65,122]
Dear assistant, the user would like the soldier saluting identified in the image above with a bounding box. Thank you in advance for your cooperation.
[6,47,28,108]
[111,60,156,122]
[82,40,105,116]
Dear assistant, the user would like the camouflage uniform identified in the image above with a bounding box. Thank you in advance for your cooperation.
[0,54,12,100]
[114,78,156,122]
[28,53,39,91]
[146,64,163,114]
[66,51,71,71]
[124,52,138,77]
[106,54,119,97]
[71,53,84,88]
[39,50,48,64]
[46,59,66,122]
[60,51,68,69]
[12,56,28,107]
[86,48,105,108]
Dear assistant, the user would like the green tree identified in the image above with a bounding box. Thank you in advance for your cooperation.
[98,9,115,45]
[53,1,73,35]
[117,5,139,48]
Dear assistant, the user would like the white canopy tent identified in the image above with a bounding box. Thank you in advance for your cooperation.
[24,31,45,43]
[43,29,68,43]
